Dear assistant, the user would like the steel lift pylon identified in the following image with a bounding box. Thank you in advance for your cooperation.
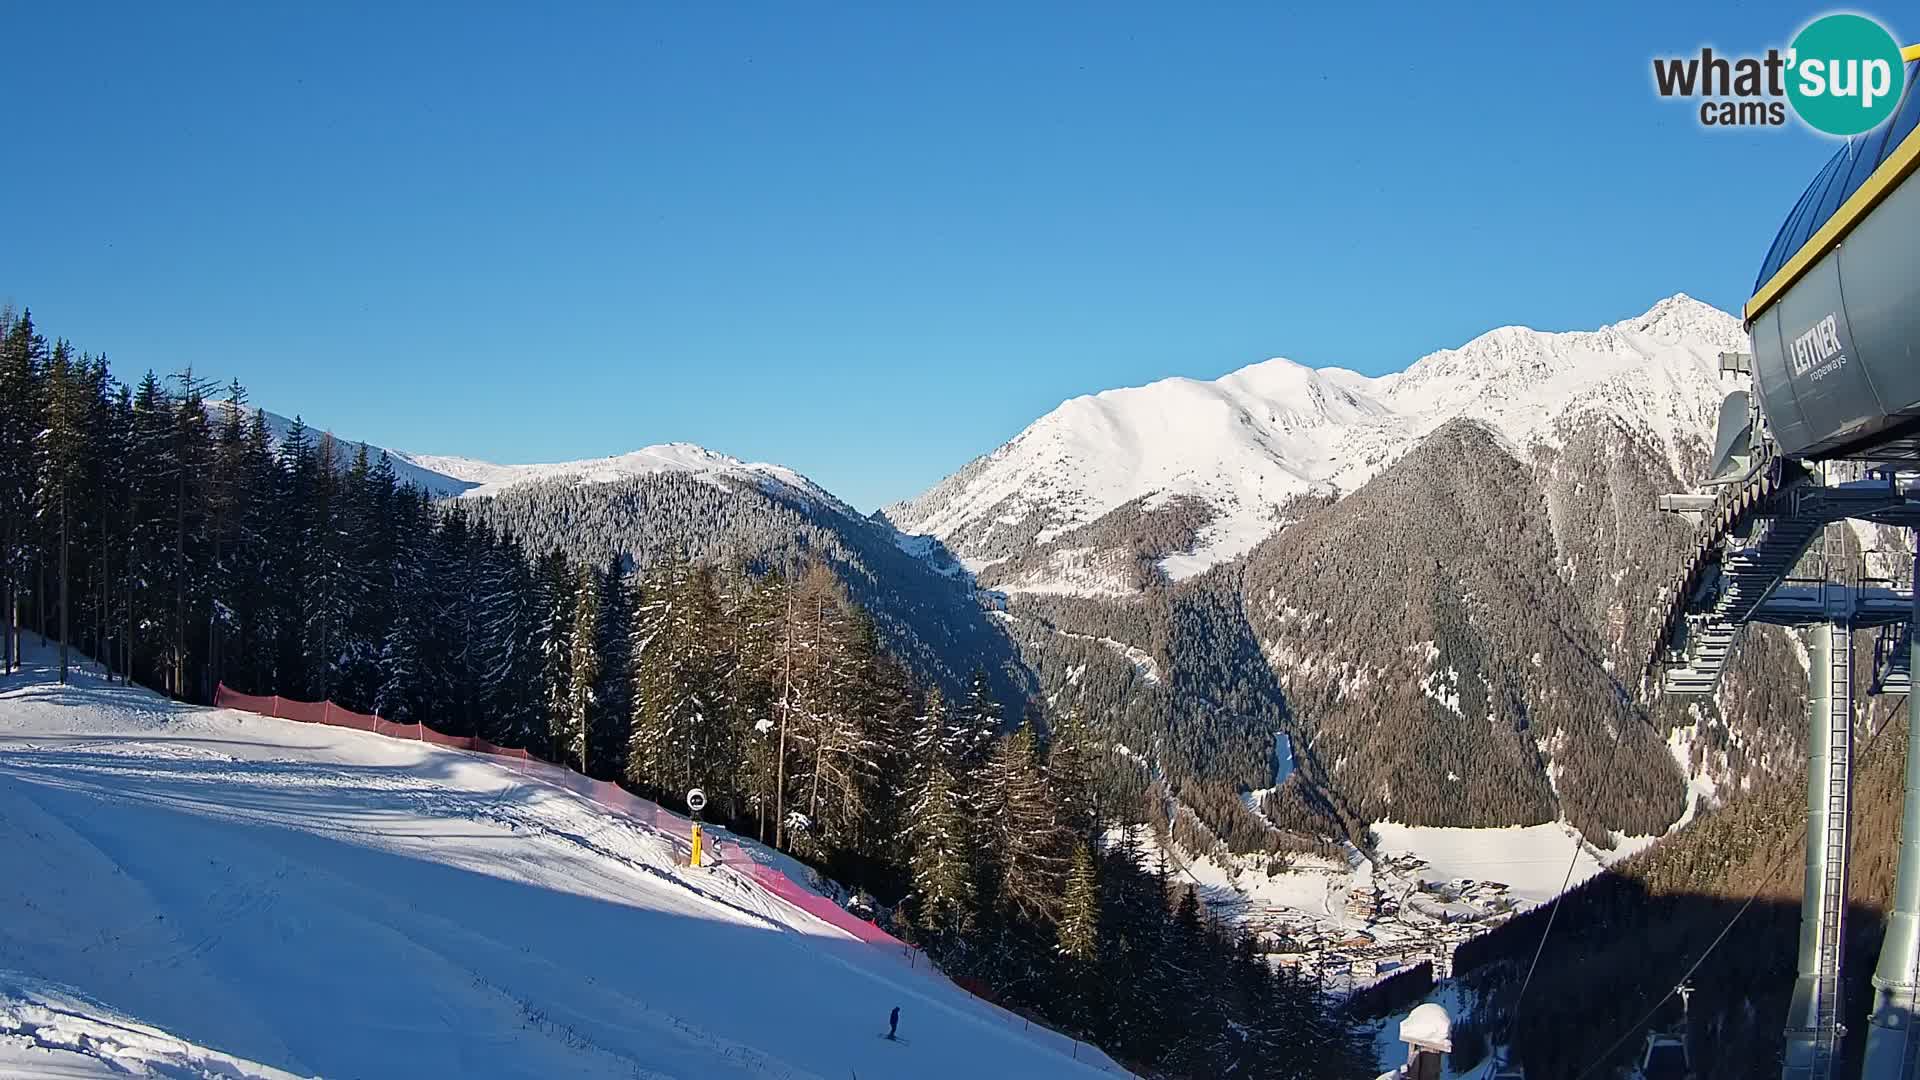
[1656,361,1920,1080]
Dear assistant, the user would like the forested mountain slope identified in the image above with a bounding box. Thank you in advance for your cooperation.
[457,472,1024,702]
[1453,683,1915,1079]
[201,297,1783,852]
[0,307,1377,1080]
[1240,416,1806,839]
[910,297,1811,849]
[8,294,1811,865]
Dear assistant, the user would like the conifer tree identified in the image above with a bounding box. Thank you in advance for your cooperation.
[268,414,314,694]
[980,723,1069,924]
[166,369,215,699]
[474,530,542,746]
[1058,842,1100,961]
[375,488,430,721]
[301,433,353,701]
[203,387,250,693]
[39,341,88,682]
[589,554,633,779]
[533,547,575,759]
[227,405,278,692]
[0,311,44,673]
[736,569,786,839]
[566,562,601,775]
[907,758,977,938]
[1046,705,1100,839]
[426,508,482,731]
[953,669,1002,767]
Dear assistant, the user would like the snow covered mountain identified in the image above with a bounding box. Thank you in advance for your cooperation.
[220,404,1012,701]
[403,443,858,513]
[216,402,478,497]
[888,294,1745,590]
[229,402,856,516]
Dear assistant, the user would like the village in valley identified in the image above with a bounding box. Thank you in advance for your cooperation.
[1129,819,1628,997]
[1249,852,1522,991]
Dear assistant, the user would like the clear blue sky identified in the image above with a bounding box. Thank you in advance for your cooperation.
[0,2,1874,510]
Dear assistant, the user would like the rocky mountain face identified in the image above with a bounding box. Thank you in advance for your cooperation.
[896,295,1812,852]
[1238,415,1801,840]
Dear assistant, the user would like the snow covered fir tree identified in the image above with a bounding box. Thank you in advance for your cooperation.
[0,307,1376,1078]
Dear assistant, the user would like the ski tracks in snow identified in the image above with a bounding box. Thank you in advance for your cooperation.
[0,741,826,1080]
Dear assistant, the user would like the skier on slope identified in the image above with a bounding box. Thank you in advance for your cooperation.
[888,1006,900,1040]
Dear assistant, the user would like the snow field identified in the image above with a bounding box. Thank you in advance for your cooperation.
[0,648,1126,1079]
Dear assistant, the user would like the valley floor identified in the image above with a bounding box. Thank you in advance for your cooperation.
[0,645,1122,1079]
[1137,813,1660,999]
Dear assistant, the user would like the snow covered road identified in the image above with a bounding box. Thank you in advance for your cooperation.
[0,652,1123,1079]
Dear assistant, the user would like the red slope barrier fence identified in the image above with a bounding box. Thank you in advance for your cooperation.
[211,683,1127,1073]
[214,684,534,756]
[211,684,912,952]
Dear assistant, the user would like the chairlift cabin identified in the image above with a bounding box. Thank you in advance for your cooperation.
[1640,1031,1692,1080]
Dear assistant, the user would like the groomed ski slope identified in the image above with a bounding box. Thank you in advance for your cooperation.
[0,647,1126,1079]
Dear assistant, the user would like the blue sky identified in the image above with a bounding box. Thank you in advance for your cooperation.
[0,2,1875,510]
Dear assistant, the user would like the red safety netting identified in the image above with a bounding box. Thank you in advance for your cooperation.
[209,680,1123,1069]
[213,686,278,715]
[372,719,420,740]
[219,682,913,953]
[277,697,329,725]
[474,738,529,760]
[715,840,905,948]
[331,703,379,732]
[422,727,474,750]
[208,683,1111,1045]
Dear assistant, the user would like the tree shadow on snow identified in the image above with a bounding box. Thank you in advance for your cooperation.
[0,757,1105,1080]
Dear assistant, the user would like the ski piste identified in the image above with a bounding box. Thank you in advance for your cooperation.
[0,649,1129,1079]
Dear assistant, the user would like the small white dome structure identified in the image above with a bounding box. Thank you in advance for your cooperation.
[1400,1003,1453,1052]
[1391,1003,1451,1080]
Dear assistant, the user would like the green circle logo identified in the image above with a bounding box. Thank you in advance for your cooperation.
[1787,14,1906,136]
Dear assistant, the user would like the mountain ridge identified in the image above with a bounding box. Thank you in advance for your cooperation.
[886,293,1745,592]
[217,293,1776,847]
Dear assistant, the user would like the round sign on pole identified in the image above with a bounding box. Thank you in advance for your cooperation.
[686,788,707,815]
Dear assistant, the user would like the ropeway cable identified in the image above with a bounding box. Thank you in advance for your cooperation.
[1567,692,1906,1080]
[1494,685,1642,1069]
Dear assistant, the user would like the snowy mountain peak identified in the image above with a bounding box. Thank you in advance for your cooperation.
[399,441,853,512]
[223,404,852,516]
[890,294,1744,591]
[1614,291,1740,343]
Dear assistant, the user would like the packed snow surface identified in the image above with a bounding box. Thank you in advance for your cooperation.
[1369,822,1619,906]
[890,294,1745,586]
[0,649,1121,1079]
[1,973,305,1079]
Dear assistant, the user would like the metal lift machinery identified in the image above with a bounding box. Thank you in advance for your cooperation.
[1652,43,1920,1080]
